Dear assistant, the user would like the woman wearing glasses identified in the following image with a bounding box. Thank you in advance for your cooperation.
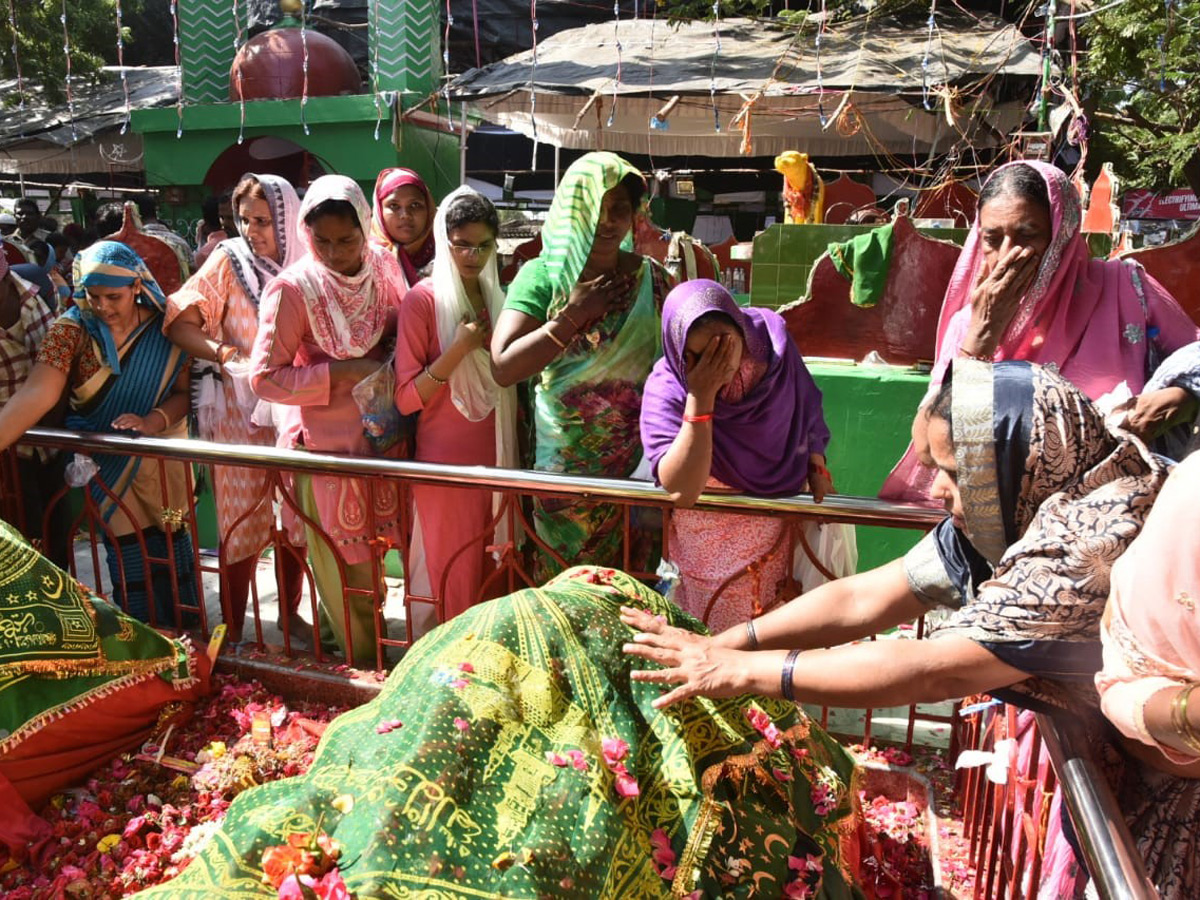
[394,187,517,624]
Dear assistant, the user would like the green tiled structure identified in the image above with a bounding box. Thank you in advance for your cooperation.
[751,223,968,309]
[177,0,243,104]
[372,1,441,95]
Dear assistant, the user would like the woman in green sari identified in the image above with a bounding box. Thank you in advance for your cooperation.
[491,152,674,575]
[133,566,862,899]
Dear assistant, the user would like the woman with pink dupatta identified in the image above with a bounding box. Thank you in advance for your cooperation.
[370,167,436,291]
[250,175,405,666]
[881,160,1200,502]
[166,173,307,644]
[1095,451,1200,899]
[394,187,517,629]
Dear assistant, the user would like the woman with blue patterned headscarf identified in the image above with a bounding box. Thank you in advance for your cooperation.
[0,240,198,625]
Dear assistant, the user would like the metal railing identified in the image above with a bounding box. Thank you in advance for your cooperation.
[953,701,1159,900]
[5,427,1158,898]
[1036,714,1158,900]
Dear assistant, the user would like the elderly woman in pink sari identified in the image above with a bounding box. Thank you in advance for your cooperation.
[250,175,406,666]
[1095,452,1200,898]
[882,160,1200,501]
[640,279,832,632]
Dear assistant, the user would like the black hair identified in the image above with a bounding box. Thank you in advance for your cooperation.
[134,193,158,220]
[619,172,646,208]
[15,197,39,213]
[690,309,741,336]
[978,163,1051,217]
[45,232,69,255]
[28,239,50,268]
[303,198,361,230]
[443,191,499,236]
[926,377,954,433]
[93,202,126,238]
[201,194,222,230]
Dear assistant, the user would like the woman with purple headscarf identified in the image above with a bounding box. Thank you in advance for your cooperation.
[640,279,832,631]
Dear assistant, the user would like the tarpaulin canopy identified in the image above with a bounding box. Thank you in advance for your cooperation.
[449,12,1043,158]
[0,67,178,176]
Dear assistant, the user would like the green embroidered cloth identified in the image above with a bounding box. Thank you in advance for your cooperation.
[0,518,193,755]
[137,567,863,899]
[828,224,896,309]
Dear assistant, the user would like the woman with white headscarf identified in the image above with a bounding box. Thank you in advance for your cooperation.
[167,173,306,643]
[394,186,516,623]
[250,175,406,666]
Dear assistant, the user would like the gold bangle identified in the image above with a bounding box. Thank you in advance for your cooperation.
[148,407,171,432]
[423,366,448,386]
[558,309,583,332]
[544,324,568,351]
[1174,683,1200,755]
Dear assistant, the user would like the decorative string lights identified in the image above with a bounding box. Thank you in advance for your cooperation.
[60,0,78,141]
[444,0,455,131]
[371,0,383,140]
[815,0,828,126]
[114,0,131,133]
[529,0,539,167]
[170,0,183,137]
[920,0,938,111]
[6,0,24,112]
[234,0,246,143]
[299,1,311,135]
[608,0,621,127]
[709,0,721,132]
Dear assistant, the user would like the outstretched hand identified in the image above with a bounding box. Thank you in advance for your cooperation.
[620,605,749,708]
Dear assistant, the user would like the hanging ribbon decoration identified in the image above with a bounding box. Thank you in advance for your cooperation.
[6,0,24,112]
[234,0,246,144]
[471,0,481,69]
[60,0,78,141]
[529,0,539,168]
[607,0,621,127]
[114,0,132,134]
[709,0,721,133]
[371,0,384,139]
[170,0,183,137]
[730,93,758,155]
[300,2,311,135]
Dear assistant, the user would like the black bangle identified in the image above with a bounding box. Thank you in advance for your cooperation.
[745,618,759,651]
[781,649,801,703]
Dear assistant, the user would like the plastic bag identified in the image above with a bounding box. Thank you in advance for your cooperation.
[653,558,681,603]
[65,453,99,488]
[792,520,858,592]
[351,358,403,454]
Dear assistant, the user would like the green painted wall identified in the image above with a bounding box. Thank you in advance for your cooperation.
[133,97,461,200]
[808,361,931,572]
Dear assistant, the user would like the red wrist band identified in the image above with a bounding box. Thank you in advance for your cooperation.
[683,413,714,423]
